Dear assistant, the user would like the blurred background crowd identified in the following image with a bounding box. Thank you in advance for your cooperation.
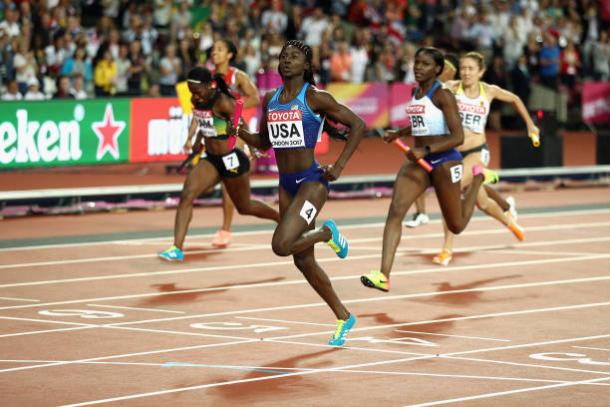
[1,0,609,118]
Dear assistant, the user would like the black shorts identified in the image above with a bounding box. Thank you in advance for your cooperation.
[460,143,490,166]
[203,148,250,179]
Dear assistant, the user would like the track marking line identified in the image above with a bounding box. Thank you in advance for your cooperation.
[57,333,610,407]
[268,301,610,341]
[2,220,610,271]
[402,376,610,407]
[0,339,258,374]
[3,207,609,252]
[104,326,253,341]
[393,330,511,342]
[86,304,185,314]
[572,346,610,353]
[0,326,94,338]
[0,315,96,327]
[485,249,602,257]
[0,296,39,302]
[235,316,335,327]
[1,235,609,294]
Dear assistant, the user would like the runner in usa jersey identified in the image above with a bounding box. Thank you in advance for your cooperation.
[432,51,539,266]
[361,47,489,293]
[238,40,365,347]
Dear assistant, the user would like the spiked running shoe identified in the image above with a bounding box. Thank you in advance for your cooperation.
[212,230,231,248]
[328,314,356,347]
[432,249,452,266]
[507,222,525,241]
[360,270,390,292]
[323,219,348,258]
[158,245,184,261]
[404,212,430,228]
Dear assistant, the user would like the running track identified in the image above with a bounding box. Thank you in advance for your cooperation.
[1,187,609,406]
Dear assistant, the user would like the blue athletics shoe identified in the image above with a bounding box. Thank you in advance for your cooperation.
[328,314,356,347]
[158,245,184,261]
[323,219,348,259]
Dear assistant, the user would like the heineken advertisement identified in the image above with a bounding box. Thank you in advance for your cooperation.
[0,99,130,168]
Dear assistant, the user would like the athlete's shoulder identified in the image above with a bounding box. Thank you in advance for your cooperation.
[443,80,460,92]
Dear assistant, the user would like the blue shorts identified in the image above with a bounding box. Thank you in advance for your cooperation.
[425,148,463,171]
[279,162,329,197]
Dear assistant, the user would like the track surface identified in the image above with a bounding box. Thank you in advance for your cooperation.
[1,187,609,406]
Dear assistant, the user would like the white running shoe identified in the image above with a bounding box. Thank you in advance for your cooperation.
[506,196,518,222]
[405,213,430,228]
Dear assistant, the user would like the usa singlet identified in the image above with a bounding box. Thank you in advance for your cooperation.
[405,80,448,137]
[266,83,324,150]
[454,82,490,134]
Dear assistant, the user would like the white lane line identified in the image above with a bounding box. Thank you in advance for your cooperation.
[573,346,610,353]
[393,330,511,342]
[87,304,185,314]
[0,339,259,374]
[0,326,94,339]
[0,296,39,302]
[235,316,335,327]
[445,355,610,378]
[58,332,610,407]
[3,207,609,253]
[0,235,609,294]
[485,249,602,257]
[0,316,96,327]
[104,326,252,342]
[2,219,610,271]
[0,244,270,270]
[402,376,610,407]
[268,300,610,341]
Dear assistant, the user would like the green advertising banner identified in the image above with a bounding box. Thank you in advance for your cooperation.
[0,99,131,168]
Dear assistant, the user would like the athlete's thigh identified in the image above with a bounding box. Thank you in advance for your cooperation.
[431,160,463,219]
[275,182,327,241]
[222,173,252,206]
[391,162,430,210]
[183,159,221,197]
[460,152,481,188]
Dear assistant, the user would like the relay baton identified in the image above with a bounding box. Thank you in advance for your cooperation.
[393,139,433,173]
[530,132,540,147]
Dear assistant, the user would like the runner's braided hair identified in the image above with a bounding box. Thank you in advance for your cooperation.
[279,40,315,85]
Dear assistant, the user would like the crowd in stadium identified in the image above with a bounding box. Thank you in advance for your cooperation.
[0,0,609,103]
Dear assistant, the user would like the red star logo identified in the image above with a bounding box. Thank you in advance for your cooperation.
[92,104,125,160]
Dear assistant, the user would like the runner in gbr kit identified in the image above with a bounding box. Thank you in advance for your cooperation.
[158,67,280,262]
[361,47,491,293]
[432,51,537,266]
[237,40,365,346]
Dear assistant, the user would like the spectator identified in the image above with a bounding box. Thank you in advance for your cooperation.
[511,54,532,106]
[0,7,20,38]
[70,73,87,99]
[330,40,352,82]
[261,0,288,34]
[502,15,527,70]
[2,79,22,100]
[243,43,261,78]
[153,0,172,30]
[560,38,580,88]
[299,7,329,47]
[45,31,70,76]
[523,32,541,78]
[350,28,370,83]
[591,30,610,81]
[171,1,192,41]
[13,43,37,94]
[177,37,196,80]
[539,31,561,89]
[61,47,92,86]
[24,77,45,100]
[159,44,180,96]
[53,75,74,99]
[127,40,147,96]
[93,48,117,96]
[114,43,131,95]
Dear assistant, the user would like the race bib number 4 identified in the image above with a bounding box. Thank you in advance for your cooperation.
[267,109,306,148]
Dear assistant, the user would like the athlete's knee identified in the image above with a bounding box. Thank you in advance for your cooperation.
[445,219,465,234]
[179,188,198,205]
[233,203,251,216]
[293,254,314,271]
[271,235,292,257]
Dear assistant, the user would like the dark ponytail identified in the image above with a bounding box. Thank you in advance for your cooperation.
[213,73,236,99]
[187,67,235,100]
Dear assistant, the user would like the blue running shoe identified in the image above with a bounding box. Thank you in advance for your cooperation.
[328,314,356,347]
[158,245,184,261]
[323,219,348,259]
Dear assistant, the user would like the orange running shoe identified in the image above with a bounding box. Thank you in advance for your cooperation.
[507,222,525,241]
[212,230,231,248]
[432,249,452,266]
